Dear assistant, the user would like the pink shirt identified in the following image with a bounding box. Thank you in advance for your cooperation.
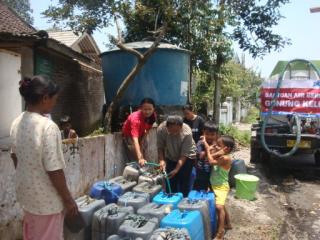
[122,110,154,138]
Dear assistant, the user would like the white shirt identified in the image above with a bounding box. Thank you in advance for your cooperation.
[10,112,66,215]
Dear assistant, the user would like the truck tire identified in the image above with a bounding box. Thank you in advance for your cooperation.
[315,151,320,167]
[261,150,271,163]
[250,137,260,163]
[250,147,260,163]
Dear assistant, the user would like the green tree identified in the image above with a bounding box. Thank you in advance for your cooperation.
[44,0,289,124]
[120,0,289,123]
[43,0,169,132]
[1,0,33,25]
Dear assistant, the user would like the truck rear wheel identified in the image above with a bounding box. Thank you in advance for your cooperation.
[250,147,260,163]
[315,151,320,167]
[250,137,260,163]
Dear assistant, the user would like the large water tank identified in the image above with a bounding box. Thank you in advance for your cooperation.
[101,41,190,106]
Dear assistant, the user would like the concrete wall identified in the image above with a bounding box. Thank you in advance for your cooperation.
[0,50,22,139]
[0,131,158,240]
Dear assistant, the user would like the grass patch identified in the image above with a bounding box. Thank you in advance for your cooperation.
[219,124,251,146]
[243,106,259,124]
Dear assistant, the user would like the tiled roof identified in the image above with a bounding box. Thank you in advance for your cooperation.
[48,31,79,47]
[0,2,36,34]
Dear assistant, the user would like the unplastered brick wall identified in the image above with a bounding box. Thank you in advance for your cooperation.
[35,49,104,136]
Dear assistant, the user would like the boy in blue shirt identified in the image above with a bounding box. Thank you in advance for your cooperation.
[193,121,219,191]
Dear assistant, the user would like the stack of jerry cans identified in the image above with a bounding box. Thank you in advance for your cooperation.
[188,190,216,235]
[137,202,173,222]
[92,203,134,240]
[90,181,123,204]
[65,195,105,238]
[109,176,137,193]
[178,198,212,240]
[138,173,163,185]
[150,228,191,240]
[160,209,204,240]
[118,192,150,212]
[123,165,141,182]
[152,191,183,209]
[118,214,159,240]
[132,181,162,199]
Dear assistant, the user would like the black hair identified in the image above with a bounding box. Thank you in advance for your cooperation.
[220,135,235,152]
[140,98,156,125]
[60,115,71,124]
[182,104,193,112]
[140,98,155,108]
[19,75,59,105]
[203,121,219,133]
[166,115,183,127]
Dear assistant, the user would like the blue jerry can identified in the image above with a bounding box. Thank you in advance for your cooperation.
[152,191,183,209]
[90,181,123,204]
[188,190,216,235]
[160,209,204,240]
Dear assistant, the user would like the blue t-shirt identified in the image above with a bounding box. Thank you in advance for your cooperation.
[196,140,211,173]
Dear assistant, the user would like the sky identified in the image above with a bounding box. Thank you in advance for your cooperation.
[30,0,320,78]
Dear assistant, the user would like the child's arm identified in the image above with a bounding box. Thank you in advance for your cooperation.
[208,147,228,165]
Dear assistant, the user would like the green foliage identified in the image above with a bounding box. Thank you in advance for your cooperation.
[243,107,260,124]
[1,0,33,24]
[226,0,291,58]
[192,55,263,114]
[219,124,251,146]
[88,127,105,136]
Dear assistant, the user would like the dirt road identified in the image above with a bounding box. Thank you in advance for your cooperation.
[225,147,320,240]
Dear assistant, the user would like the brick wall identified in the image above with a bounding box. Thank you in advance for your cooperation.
[35,48,104,136]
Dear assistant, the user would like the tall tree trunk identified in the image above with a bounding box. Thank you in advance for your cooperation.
[213,0,225,125]
[213,54,223,124]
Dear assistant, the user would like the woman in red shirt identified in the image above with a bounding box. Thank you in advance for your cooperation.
[122,98,156,166]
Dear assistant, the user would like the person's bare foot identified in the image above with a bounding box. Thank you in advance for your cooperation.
[224,223,232,230]
[214,229,225,240]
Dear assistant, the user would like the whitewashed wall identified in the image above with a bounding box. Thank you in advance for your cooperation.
[0,131,158,240]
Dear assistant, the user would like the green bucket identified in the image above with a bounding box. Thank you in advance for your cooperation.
[235,174,259,200]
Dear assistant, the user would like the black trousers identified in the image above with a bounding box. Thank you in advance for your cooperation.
[165,158,193,197]
[193,168,212,191]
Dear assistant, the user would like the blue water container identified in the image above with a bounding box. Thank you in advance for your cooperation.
[90,181,123,204]
[160,209,204,240]
[152,192,183,209]
[101,42,190,107]
[188,190,216,235]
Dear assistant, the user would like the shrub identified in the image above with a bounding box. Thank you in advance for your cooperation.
[219,124,251,146]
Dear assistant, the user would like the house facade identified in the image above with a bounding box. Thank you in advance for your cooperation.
[0,3,105,148]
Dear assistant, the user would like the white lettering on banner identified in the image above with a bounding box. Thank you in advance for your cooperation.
[306,93,320,98]
[264,100,320,108]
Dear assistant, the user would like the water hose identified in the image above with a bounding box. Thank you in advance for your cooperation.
[126,161,172,193]
[260,59,320,158]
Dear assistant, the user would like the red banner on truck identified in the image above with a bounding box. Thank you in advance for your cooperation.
[261,79,320,116]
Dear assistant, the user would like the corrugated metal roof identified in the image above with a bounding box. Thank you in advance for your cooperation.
[48,31,79,47]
